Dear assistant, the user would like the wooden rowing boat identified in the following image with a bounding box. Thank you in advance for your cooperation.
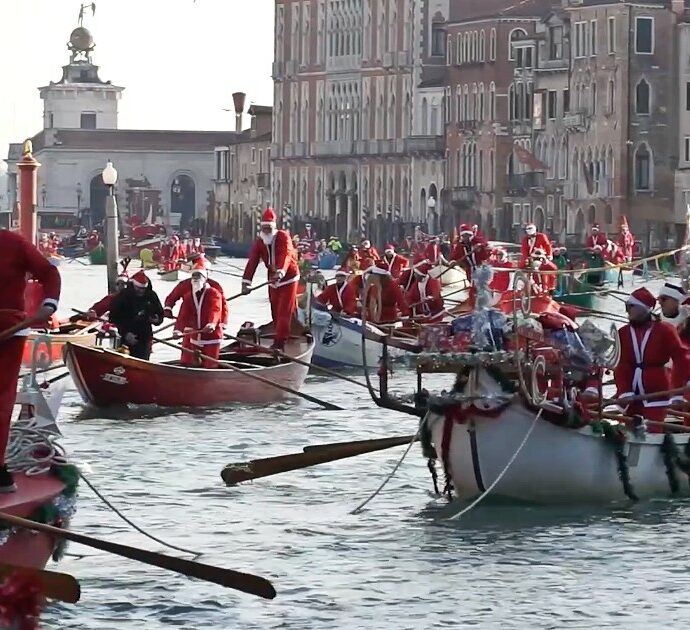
[63,333,315,407]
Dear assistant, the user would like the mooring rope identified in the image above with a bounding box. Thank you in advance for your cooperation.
[350,429,421,515]
[443,408,543,521]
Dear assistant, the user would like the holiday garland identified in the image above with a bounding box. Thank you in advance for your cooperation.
[661,433,680,495]
[601,421,638,502]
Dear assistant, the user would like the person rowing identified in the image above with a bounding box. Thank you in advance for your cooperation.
[316,268,358,316]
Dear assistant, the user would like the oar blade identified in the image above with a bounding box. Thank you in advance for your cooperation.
[303,435,417,452]
[0,562,80,604]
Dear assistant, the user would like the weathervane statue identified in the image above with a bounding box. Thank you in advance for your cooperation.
[78,2,96,27]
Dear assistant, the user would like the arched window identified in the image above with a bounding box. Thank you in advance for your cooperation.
[446,35,453,65]
[508,28,528,60]
[478,83,485,120]
[607,79,615,114]
[490,28,497,61]
[463,33,469,61]
[471,83,478,120]
[559,139,568,179]
[472,31,478,61]
[456,86,463,121]
[587,204,596,225]
[421,97,428,135]
[463,84,470,119]
[635,78,651,115]
[489,82,496,120]
[456,33,462,64]
[634,142,652,190]
[479,30,486,61]
[509,84,516,120]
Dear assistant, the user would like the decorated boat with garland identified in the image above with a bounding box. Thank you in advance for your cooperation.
[364,265,690,505]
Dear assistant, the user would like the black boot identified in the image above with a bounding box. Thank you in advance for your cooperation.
[0,466,16,493]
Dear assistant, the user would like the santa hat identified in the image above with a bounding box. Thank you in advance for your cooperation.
[130,270,149,288]
[659,282,686,303]
[370,260,392,276]
[591,223,600,231]
[627,287,656,312]
[459,224,473,236]
[362,239,371,248]
[191,267,208,280]
[384,244,395,253]
[492,247,508,260]
[532,247,546,257]
[117,271,129,282]
[192,256,208,270]
[261,207,277,228]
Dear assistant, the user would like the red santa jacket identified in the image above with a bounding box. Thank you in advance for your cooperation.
[365,278,410,323]
[398,268,416,293]
[489,260,515,293]
[0,229,61,331]
[520,233,553,266]
[407,277,444,318]
[450,240,490,280]
[243,231,299,288]
[174,285,224,345]
[361,246,380,262]
[161,242,181,262]
[584,233,608,249]
[382,253,409,279]
[86,233,100,251]
[165,277,228,323]
[532,260,558,293]
[89,292,116,318]
[614,320,690,405]
[316,282,358,315]
[617,232,635,260]
[424,242,444,265]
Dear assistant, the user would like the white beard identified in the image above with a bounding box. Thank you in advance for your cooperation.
[191,279,206,293]
[260,231,276,246]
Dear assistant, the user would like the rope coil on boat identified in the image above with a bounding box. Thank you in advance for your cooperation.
[6,417,68,476]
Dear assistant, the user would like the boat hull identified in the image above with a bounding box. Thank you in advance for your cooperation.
[158,269,190,282]
[429,403,690,503]
[64,339,314,407]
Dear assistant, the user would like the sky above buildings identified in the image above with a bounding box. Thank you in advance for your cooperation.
[0,0,275,170]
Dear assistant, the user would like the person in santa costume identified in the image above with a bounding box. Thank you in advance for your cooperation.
[316,269,358,316]
[399,254,428,295]
[424,236,447,267]
[86,230,100,252]
[108,270,164,359]
[488,247,514,293]
[188,237,205,257]
[520,223,552,267]
[363,260,410,323]
[527,248,558,293]
[86,272,129,319]
[163,257,227,324]
[613,287,690,429]
[381,244,409,279]
[449,224,490,282]
[471,223,488,245]
[617,218,635,262]
[172,268,224,367]
[658,283,688,327]
[242,208,300,350]
[343,245,361,272]
[407,262,445,322]
[584,223,608,250]
[161,236,183,272]
[359,239,380,268]
[0,229,61,491]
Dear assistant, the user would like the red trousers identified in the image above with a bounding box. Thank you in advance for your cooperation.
[180,338,221,368]
[269,282,298,344]
[0,337,26,466]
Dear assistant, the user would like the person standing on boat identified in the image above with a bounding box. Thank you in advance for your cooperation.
[424,236,448,267]
[242,208,300,350]
[449,224,490,283]
[85,272,129,319]
[0,229,61,492]
[399,254,429,296]
[613,287,690,429]
[657,283,689,328]
[617,219,635,263]
[363,261,410,324]
[108,270,164,360]
[163,258,227,325]
[407,262,445,322]
[381,244,409,279]
[316,269,358,316]
[488,247,514,293]
[584,223,608,251]
[173,268,224,367]
[527,248,558,294]
[520,223,552,267]
[359,239,380,270]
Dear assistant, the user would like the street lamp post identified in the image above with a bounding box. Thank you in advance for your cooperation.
[102,160,119,292]
[76,181,83,227]
[427,196,436,234]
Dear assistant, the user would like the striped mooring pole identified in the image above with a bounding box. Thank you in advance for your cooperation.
[282,204,292,234]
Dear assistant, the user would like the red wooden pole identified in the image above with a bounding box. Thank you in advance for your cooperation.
[16,139,40,245]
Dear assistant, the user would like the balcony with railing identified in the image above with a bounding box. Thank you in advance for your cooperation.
[405,135,445,153]
[504,172,545,197]
[450,186,478,205]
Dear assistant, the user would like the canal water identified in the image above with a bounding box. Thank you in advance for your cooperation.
[41,262,690,629]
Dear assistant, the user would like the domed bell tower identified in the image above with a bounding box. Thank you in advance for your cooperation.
[38,21,124,131]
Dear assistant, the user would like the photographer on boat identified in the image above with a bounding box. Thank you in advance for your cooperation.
[108,270,164,360]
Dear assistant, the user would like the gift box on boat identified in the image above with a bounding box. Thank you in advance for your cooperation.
[418,324,450,350]
[439,332,473,352]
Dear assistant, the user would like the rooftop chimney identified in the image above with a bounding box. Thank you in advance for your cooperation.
[232,92,246,132]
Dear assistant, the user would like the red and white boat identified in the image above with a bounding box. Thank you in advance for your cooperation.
[64,333,315,408]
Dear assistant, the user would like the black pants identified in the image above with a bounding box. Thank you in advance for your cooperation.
[125,336,152,360]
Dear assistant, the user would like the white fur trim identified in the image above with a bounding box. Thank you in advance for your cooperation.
[260,221,277,228]
[241,279,251,285]
[42,299,58,312]
[659,284,685,303]
[413,258,430,269]
[370,266,391,276]
[583,387,598,396]
[626,296,652,312]
[459,229,473,235]
[131,278,148,288]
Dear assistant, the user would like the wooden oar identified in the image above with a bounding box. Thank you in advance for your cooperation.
[221,331,369,390]
[0,317,38,345]
[226,281,270,302]
[600,412,690,433]
[0,512,276,599]
[0,562,80,604]
[303,434,418,452]
[153,336,344,411]
[603,385,690,407]
[222,434,416,485]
